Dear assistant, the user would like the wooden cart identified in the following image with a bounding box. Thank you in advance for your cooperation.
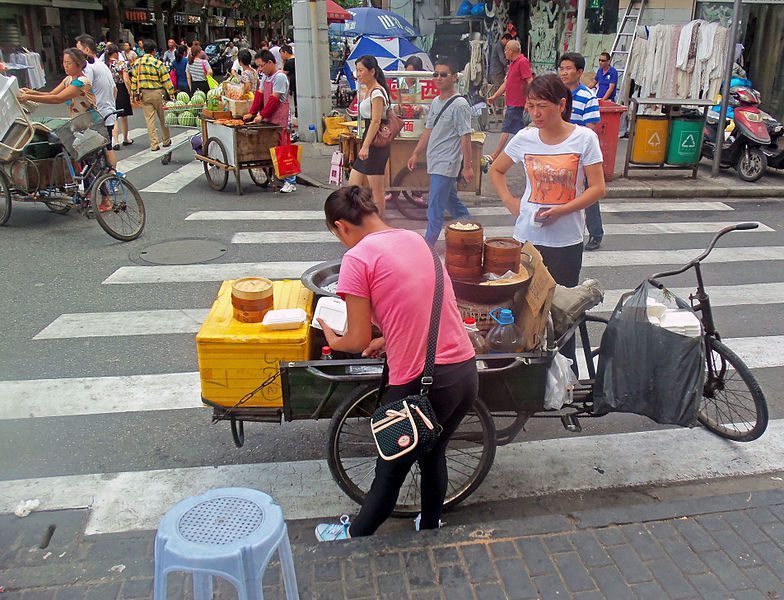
[339,132,485,220]
[195,119,281,195]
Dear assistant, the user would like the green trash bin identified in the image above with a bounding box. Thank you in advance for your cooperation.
[667,117,704,165]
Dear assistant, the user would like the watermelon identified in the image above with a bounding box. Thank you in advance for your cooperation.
[174,100,186,108]
[207,87,221,100]
[178,111,197,127]
[192,91,206,104]
[176,91,190,104]
[165,101,176,109]
[165,110,179,126]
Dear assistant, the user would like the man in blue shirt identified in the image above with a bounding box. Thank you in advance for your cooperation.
[559,52,604,251]
[592,52,619,102]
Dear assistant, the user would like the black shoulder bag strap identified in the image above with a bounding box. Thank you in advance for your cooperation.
[432,94,463,128]
[377,246,444,399]
[421,245,445,394]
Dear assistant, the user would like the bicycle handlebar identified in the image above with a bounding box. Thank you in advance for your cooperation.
[648,222,759,289]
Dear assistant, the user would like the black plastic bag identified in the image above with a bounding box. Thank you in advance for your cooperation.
[593,281,705,426]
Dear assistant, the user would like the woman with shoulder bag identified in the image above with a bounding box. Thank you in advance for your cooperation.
[314,186,478,541]
[349,56,392,217]
[186,43,212,96]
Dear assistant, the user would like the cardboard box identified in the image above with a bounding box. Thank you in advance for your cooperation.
[514,242,557,351]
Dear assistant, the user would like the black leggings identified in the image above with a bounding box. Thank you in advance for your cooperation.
[349,358,478,537]
[535,243,583,374]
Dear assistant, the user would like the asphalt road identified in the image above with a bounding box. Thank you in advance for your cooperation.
[1,110,783,533]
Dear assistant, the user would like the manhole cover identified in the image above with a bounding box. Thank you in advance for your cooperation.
[135,239,228,265]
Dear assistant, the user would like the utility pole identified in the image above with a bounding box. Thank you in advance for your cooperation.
[712,0,742,176]
[292,0,331,141]
[575,0,586,53]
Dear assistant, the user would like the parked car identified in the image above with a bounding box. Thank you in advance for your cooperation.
[205,38,231,76]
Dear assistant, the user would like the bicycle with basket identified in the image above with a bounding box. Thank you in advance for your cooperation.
[0,75,145,241]
[198,223,768,516]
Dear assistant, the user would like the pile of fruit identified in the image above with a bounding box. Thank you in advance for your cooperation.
[164,90,207,126]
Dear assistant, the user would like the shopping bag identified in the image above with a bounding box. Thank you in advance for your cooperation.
[270,136,302,179]
[207,73,219,90]
[593,281,705,426]
[170,69,177,89]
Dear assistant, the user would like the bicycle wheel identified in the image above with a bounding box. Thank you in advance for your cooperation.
[327,384,496,516]
[44,199,71,214]
[92,174,146,241]
[203,137,229,191]
[248,166,271,187]
[698,337,768,442]
[392,167,430,221]
[0,170,11,225]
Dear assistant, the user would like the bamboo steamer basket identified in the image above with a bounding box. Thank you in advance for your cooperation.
[231,277,274,323]
[445,222,483,279]
[483,237,523,276]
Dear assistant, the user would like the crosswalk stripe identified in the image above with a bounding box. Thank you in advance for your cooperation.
[187,202,734,222]
[582,246,784,268]
[101,247,784,284]
[33,309,210,340]
[117,131,192,173]
[598,282,784,313]
[0,373,202,420]
[102,261,321,284]
[1,419,780,534]
[231,222,773,245]
[141,161,205,193]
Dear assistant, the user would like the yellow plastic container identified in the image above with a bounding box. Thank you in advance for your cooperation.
[196,279,314,408]
[631,115,669,165]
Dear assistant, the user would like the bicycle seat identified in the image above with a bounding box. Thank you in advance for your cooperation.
[550,279,604,338]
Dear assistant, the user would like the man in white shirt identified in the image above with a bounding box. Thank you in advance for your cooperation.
[163,39,177,65]
[76,34,119,170]
[269,39,282,68]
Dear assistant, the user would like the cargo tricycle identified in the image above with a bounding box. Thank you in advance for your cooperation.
[196,224,768,516]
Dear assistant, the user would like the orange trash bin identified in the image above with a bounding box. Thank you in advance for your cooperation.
[596,100,627,182]
[631,115,670,165]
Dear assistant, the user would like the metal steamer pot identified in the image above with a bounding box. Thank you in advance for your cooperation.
[301,259,342,298]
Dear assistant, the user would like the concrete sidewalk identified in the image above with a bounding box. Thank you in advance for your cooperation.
[2,486,783,599]
[297,133,784,200]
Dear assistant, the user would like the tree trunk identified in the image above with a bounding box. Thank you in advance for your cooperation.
[104,0,122,43]
[152,0,166,48]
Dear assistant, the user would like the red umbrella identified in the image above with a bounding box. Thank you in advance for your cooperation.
[326,0,353,23]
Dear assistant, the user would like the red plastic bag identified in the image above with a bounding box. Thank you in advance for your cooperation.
[270,131,302,179]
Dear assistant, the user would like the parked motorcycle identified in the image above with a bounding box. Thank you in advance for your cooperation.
[761,110,784,171]
[702,85,771,182]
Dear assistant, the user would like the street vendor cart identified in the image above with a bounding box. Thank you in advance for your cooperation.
[340,71,485,220]
[195,118,281,195]
[195,224,768,516]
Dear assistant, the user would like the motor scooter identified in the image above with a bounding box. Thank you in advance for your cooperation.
[761,110,784,171]
[702,86,771,182]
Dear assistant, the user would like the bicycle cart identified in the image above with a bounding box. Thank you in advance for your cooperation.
[194,118,281,195]
[196,224,768,516]
[158,102,205,167]
[0,104,146,241]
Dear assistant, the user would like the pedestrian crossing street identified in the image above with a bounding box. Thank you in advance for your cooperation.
[2,170,784,535]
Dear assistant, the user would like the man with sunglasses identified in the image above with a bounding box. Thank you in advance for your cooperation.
[591,51,618,102]
[407,57,474,246]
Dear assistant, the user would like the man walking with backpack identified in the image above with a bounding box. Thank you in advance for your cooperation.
[407,57,474,246]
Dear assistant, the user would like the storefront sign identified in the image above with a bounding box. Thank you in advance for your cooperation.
[187,14,201,24]
[174,13,187,25]
[124,9,150,23]
[236,18,245,26]
[420,79,439,101]
[210,15,226,26]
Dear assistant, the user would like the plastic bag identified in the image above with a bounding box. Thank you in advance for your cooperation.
[551,279,604,338]
[457,0,474,16]
[544,353,578,410]
[593,281,705,426]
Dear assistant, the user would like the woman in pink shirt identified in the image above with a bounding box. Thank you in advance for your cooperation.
[315,185,478,541]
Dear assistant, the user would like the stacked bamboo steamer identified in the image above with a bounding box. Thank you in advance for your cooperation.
[231,277,274,323]
[483,237,522,276]
[445,222,484,279]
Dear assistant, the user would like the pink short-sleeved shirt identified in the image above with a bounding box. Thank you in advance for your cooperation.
[336,229,475,385]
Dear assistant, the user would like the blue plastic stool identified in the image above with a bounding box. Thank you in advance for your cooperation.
[153,487,299,600]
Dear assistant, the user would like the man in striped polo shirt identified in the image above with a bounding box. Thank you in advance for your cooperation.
[560,52,604,251]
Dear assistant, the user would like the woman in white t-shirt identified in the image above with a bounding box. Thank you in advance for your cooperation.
[349,55,391,217]
[489,73,605,369]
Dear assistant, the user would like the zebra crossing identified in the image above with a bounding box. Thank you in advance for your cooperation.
[2,163,784,535]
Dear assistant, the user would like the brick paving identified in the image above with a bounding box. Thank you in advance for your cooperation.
[1,489,783,599]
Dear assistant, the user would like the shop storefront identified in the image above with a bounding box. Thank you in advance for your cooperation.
[696,0,784,121]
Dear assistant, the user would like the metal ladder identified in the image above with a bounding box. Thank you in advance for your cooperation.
[609,0,646,102]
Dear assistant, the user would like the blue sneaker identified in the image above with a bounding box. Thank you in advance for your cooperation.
[414,513,444,531]
[315,514,351,542]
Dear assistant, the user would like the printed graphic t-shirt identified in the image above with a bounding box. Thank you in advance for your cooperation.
[337,229,475,385]
[505,126,603,248]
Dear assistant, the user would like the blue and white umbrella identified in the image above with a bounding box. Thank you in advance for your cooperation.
[344,7,419,38]
[344,36,433,90]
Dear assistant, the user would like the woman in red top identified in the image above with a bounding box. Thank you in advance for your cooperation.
[315,186,478,541]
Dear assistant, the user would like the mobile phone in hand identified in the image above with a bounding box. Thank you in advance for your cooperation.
[534,207,549,223]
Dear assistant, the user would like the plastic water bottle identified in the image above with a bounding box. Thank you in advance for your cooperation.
[308,124,317,144]
[486,309,523,353]
[321,346,333,360]
[464,318,488,354]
